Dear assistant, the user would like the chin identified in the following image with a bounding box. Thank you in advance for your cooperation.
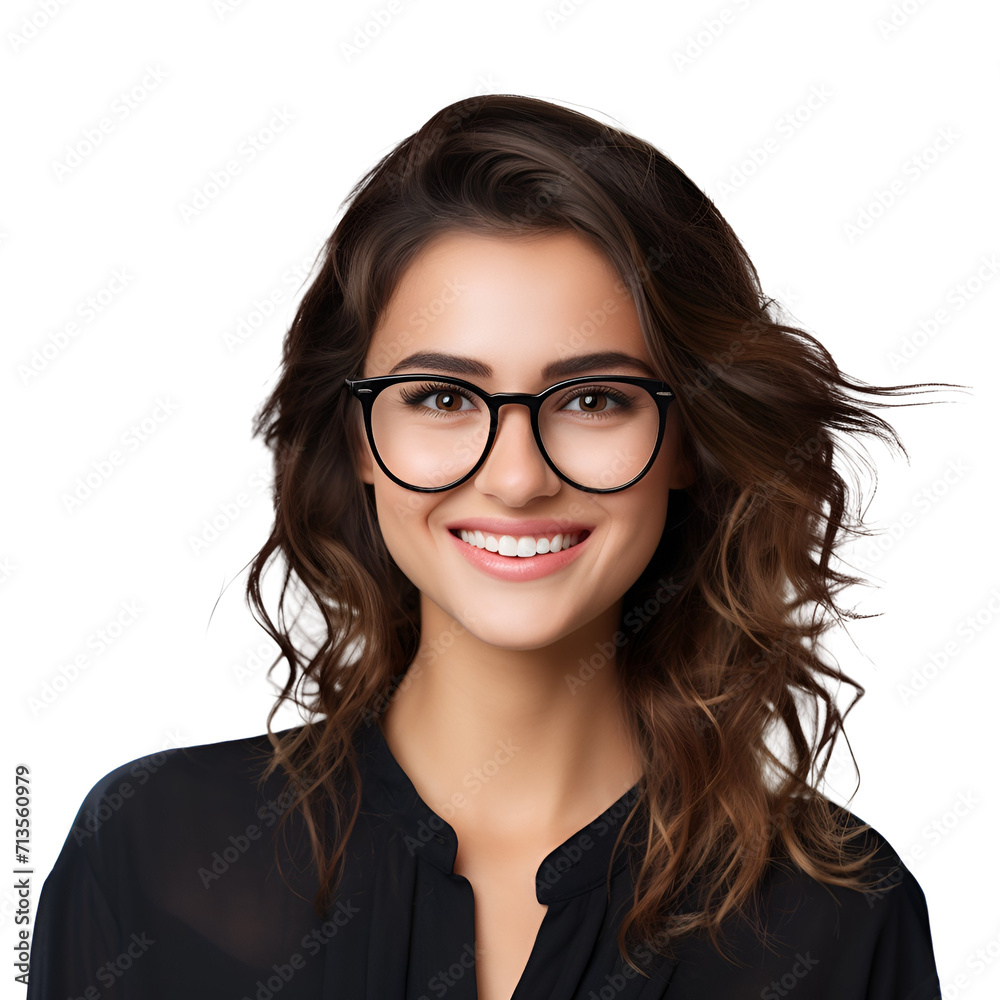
[457,609,591,652]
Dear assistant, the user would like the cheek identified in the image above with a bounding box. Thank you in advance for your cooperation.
[621,468,673,561]
[353,408,376,484]
[595,479,670,568]
[375,481,429,536]
[662,411,695,491]
[638,438,674,508]
[369,479,443,577]
[629,494,670,551]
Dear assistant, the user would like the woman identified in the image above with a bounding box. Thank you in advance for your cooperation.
[27,94,945,999]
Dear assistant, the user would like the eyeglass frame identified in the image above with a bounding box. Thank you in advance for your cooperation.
[343,373,676,494]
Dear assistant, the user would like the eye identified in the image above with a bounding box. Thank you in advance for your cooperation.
[398,382,479,413]
[563,391,611,413]
[558,386,633,413]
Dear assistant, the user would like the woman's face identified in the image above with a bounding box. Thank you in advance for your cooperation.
[355,229,694,651]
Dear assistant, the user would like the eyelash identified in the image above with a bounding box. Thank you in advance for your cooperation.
[396,382,634,414]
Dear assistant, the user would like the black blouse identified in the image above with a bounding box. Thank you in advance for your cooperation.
[27,721,942,998]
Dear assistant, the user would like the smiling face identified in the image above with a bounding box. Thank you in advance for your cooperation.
[354,229,694,653]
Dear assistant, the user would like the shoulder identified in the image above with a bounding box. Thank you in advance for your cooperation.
[34,726,330,969]
[78,725,301,804]
[65,726,306,864]
[667,801,941,996]
[763,799,929,916]
[755,802,940,995]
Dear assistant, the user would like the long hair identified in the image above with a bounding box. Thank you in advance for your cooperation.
[244,94,956,971]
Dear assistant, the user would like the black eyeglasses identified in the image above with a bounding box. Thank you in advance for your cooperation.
[344,373,675,493]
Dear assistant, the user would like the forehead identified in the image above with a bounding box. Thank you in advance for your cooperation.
[365,230,650,383]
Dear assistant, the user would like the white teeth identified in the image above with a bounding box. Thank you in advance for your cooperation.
[456,529,583,557]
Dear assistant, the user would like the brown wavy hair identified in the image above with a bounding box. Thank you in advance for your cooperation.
[244,94,957,972]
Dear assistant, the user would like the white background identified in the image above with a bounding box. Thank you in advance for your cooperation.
[3,0,998,993]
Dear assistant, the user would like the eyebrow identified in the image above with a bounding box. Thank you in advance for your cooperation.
[385,350,657,381]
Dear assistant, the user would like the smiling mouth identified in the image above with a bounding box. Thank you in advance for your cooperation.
[449,528,591,558]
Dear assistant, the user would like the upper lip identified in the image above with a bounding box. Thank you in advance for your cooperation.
[446,518,594,537]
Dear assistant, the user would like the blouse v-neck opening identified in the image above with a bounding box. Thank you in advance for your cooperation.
[353,718,646,906]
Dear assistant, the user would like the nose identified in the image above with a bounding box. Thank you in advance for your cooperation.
[471,400,560,502]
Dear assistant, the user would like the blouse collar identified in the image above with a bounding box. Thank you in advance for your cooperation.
[352,719,644,905]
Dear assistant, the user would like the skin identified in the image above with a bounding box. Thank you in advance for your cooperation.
[356,227,695,831]
[353,229,695,996]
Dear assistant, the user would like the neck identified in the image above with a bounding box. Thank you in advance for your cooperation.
[378,596,643,845]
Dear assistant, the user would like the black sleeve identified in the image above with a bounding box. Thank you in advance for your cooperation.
[667,806,945,999]
[864,859,942,1000]
[26,827,124,998]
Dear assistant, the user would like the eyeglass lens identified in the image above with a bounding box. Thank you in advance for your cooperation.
[368,379,661,490]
